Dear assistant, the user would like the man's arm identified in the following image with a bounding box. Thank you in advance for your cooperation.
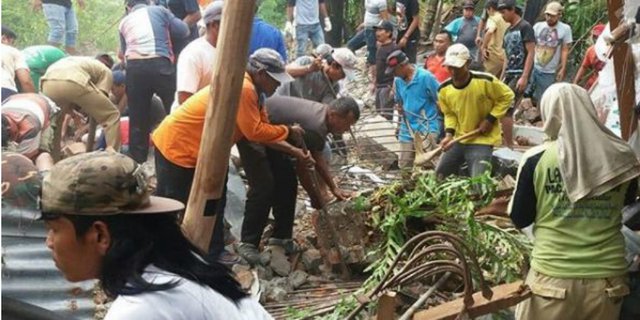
[573,52,591,84]
[287,0,295,22]
[182,0,201,27]
[319,0,329,19]
[167,9,190,39]
[236,86,289,143]
[487,77,516,121]
[399,3,420,48]
[438,90,458,150]
[15,69,35,93]
[517,41,535,92]
[557,29,573,81]
[509,151,540,229]
[476,18,486,47]
[285,56,322,78]
[175,53,200,104]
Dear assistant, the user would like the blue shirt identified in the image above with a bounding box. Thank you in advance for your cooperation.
[394,67,441,142]
[248,18,288,62]
[445,16,481,50]
[119,4,189,63]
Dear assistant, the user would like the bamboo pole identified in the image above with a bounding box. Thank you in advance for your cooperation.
[182,0,256,252]
[607,0,637,140]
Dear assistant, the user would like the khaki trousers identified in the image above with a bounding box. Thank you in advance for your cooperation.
[42,79,121,152]
[516,270,629,320]
[484,56,504,78]
[399,133,437,168]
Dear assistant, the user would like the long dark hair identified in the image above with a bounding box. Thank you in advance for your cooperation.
[43,213,247,302]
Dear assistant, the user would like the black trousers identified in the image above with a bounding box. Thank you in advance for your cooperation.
[236,139,298,247]
[126,57,175,163]
[154,148,226,258]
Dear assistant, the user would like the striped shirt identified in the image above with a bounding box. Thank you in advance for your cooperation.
[118,4,189,63]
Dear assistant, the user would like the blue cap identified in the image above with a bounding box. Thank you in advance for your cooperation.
[112,70,126,85]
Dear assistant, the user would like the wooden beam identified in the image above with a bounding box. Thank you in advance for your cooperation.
[181,0,256,252]
[607,0,637,140]
[376,291,397,320]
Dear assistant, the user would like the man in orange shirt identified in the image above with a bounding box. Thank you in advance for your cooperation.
[152,49,311,263]
[423,30,452,83]
[573,24,605,90]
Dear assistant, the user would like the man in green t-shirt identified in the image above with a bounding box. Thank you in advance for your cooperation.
[509,83,639,320]
[22,45,66,92]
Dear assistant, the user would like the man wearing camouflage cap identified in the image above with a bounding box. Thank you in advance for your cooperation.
[39,151,273,319]
[152,48,311,263]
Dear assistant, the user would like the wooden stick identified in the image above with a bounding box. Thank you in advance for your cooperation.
[181,0,256,252]
[414,129,481,166]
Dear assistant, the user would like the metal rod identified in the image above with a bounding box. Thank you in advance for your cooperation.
[398,272,452,320]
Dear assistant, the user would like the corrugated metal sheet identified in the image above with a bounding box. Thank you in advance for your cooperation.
[2,206,103,319]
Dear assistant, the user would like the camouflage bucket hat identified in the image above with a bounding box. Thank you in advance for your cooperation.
[2,152,41,214]
[41,151,184,215]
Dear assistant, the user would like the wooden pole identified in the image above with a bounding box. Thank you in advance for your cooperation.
[607,0,637,140]
[182,0,256,252]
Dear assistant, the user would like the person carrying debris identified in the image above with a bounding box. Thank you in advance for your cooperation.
[151,48,311,264]
[509,83,640,320]
[39,151,274,320]
[235,95,359,265]
[436,44,514,178]
[1,93,59,160]
[385,49,441,168]
[40,56,121,151]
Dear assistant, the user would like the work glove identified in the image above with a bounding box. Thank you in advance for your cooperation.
[324,17,332,32]
[285,21,295,38]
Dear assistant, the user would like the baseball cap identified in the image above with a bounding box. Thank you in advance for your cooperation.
[497,0,516,10]
[443,44,471,68]
[314,43,334,59]
[2,152,41,217]
[331,48,358,80]
[544,1,563,16]
[41,151,184,215]
[112,70,126,85]
[592,24,605,37]
[385,50,408,75]
[373,20,394,32]
[462,0,475,9]
[202,0,224,24]
[249,48,294,84]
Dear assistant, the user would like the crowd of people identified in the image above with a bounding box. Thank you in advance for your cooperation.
[2,0,639,319]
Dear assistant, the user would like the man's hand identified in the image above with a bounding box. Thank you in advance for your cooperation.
[482,48,490,60]
[32,0,42,11]
[477,119,493,135]
[294,148,315,168]
[516,76,528,93]
[475,36,483,48]
[287,124,305,146]
[77,0,86,10]
[556,68,566,82]
[285,21,295,38]
[324,17,332,32]
[398,37,408,49]
[440,134,454,152]
[309,57,323,72]
[331,186,352,201]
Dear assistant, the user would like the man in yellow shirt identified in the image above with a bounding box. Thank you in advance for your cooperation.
[436,44,514,178]
[152,49,310,263]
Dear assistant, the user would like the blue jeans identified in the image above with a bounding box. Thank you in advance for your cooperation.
[346,28,376,65]
[295,23,325,58]
[435,143,493,178]
[527,68,555,104]
[42,3,78,48]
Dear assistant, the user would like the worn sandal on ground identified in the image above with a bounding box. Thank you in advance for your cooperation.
[267,238,305,255]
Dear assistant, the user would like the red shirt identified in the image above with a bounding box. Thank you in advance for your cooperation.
[424,53,451,83]
[580,46,605,90]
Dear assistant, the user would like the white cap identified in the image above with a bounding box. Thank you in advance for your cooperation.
[202,0,224,24]
[442,44,471,68]
[544,1,563,16]
[331,48,358,80]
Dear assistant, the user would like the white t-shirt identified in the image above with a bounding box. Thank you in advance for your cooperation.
[363,0,387,28]
[104,266,273,320]
[172,37,216,111]
[533,21,573,74]
[1,44,29,91]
